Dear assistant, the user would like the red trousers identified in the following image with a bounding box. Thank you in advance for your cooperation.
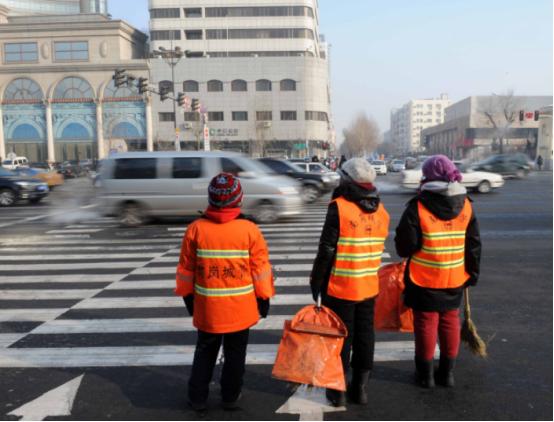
[413,309,460,361]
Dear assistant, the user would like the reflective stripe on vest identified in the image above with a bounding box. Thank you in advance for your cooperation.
[328,197,390,301]
[194,284,254,297]
[409,199,472,289]
[197,249,249,259]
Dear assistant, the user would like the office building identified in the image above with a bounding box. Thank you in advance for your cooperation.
[0,0,107,16]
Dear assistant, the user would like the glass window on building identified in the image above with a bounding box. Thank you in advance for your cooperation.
[53,77,94,100]
[183,80,199,92]
[205,6,314,18]
[305,111,328,122]
[280,79,296,91]
[207,80,223,92]
[256,79,272,91]
[231,80,247,92]
[150,30,182,41]
[3,78,43,101]
[232,111,248,121]
[114,158,157,179]
[184,112,200,121]
[185,30,203,40]
[4,42,38,64]
[256,111,272,121]
[54,41,88,62]
[281,111,297,121]
[159,112,175,122]
[208,112,224,121]
[173,157,202,179]
[206,29,228,40]
[184,8,202,17]
[150,8,180,18]
[159,80,174,93]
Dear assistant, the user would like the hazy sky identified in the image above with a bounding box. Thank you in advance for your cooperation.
[109,0,553,137]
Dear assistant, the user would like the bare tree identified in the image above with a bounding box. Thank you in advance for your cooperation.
[340,113,381,158]
[479,91,522,154]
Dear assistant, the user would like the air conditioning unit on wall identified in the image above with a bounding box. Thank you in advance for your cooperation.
[262,121,272,129]
[183,123,193,129]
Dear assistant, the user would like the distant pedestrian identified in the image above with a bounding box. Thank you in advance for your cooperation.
[312,155,320,163]
[175,173,275,411]
[395,155,481,389]
[536,155,544,171]
[339,155,347,168]
[310,158,390,407]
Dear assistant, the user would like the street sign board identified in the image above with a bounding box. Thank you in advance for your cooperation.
[203,124,210,152]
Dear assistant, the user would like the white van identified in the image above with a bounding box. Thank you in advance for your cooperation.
[2,156,29,170]
[98,151,303,226]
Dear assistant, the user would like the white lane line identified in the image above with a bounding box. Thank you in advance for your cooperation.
[0,261,149,271]
[264,233,321,238]
[0,333,28,348]
[0,246,176,252]
[65,225,116,229]
[0,290,102,300]
[0,274,126,284]
[152,253,319,263]
[0,342,421,368]
[104,277,311,290]
[47,229,103,234]
[72,294,312,309]
[0,309,68,322]
[31,316,292,334]
[0,253,162,261]
[0,204,99,229]
[1,238,180,245]
[52,235,91,239]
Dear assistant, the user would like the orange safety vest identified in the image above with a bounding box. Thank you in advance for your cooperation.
[175,218,274,334]
[409,199,472,289]
[328,196,390,301]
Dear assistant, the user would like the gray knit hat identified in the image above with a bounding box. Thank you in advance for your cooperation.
[339,158,376,184]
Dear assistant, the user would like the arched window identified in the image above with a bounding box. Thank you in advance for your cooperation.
[158,80,174,93]
[11,124,41,140]
[256,79,272,92]
[207,80,223,92]
[4,78,43,102]
[61,123,90,140]
[231,79,247,92]
[280,79,296,91]
[53,77,94,100]
[104,80,139,99]
[112,122,141,139]
[183,80,199,92]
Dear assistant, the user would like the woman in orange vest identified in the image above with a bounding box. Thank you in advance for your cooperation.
[395,155,481,388]
[175,173,275,411]
[310,158,390,407]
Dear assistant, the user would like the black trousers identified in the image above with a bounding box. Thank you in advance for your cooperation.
[188,328,249,404]
[323,296,376,374]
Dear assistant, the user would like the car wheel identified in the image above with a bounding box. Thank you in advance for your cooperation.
[515,169,526,179]
[0,189,16,207]
[29,198,42,204]
[301,185,320,203]
[119,203,145,227]
[477,181,491,194]
[253,202,278,224]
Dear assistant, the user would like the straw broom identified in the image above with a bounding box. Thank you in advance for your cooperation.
[461,288,487,358]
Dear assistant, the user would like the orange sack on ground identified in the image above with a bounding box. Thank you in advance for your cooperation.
[375,261,414,333]
[272,304,348,391]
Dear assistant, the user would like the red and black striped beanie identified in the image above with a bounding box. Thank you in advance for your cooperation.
[208,173,243,208]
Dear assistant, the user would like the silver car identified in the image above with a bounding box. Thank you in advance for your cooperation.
[98,152,303,226]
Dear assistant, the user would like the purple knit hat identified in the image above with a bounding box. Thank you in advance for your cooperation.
[421,155,462,183]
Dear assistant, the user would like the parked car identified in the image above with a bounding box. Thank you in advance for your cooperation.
[0,167,49,206]
[370,160,387,175]
[30,162,55,171]
[401,161,504,193]
[258,158,335,203]
[2,156,29,170]
[390,159,406,172]
[471,153,532,179]
[291,161,341,186]
[98,152,302,226]
[12,167,64,190]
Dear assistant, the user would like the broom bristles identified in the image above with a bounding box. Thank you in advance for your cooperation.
[461,317,488,358]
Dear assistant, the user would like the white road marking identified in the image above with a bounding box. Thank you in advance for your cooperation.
[1,238,179,245]
[0,261,149,271]
[0,253,163,261]
[0,333,28,348]
[47,229,103,234]
[0,289,102,300]
[0,246,176,252]
[0,204,98,229]
[0,274,126,284]
[0,309,68,322]
[276,386,345,421]
[0,342,421,368]
[8,374,84,421]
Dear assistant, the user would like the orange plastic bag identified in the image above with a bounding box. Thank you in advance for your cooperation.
[272,304,348,391]
[375,261,414,333]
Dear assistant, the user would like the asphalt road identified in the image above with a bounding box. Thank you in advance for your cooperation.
[0,172,552,420]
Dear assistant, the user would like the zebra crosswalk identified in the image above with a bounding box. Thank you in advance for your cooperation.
[0,201,413,370]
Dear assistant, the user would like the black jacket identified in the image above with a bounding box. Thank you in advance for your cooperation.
[395,189,482,312]
[310,182,381,301]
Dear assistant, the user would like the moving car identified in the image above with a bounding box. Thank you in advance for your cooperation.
[390,159,406,172]
[291,161,341,186]
[258,158,335,203]
[471,153,532,179]
[370,160,387,175]
[12,167,64,190]
[2,156,29,170]
[98,152,302,226]
[0,167,49,206]
[401,161,504,193]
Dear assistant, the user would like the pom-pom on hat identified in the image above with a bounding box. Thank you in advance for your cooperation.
[208,173,243,208]
[338,158,377,185]
[421,155,462,183]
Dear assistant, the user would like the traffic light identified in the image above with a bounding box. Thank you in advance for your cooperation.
[160,86,170,102]
[519,110,524,122]
[534,110,540,121]
[126,74,136,87]
[113,69,127,88]
[177,92,186,107]
[191,98,200,112]
[137,77,149,94]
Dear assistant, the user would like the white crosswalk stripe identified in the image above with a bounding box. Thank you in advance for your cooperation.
[0,199,406,370]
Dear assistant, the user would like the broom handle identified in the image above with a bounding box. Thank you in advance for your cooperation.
[464,288,471,320]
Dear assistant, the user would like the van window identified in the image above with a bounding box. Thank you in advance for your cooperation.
[173,157,202,179]
[114,158,157,179]
[221,158,244,176]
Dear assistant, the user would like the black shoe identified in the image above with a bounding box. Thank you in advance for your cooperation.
[414,358,435,389]
[326,389,346,407]
[188,400,207,412]
[222,393,242,410]
[435,356,456,388]
[348,370,371,405]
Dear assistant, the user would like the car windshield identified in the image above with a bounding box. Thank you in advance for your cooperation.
[372,161,385,165]
[310,164,329,173]
[393,160,404,164]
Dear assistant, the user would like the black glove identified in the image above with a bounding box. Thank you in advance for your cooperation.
[257,298,270,318]
[183,295,194,316]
